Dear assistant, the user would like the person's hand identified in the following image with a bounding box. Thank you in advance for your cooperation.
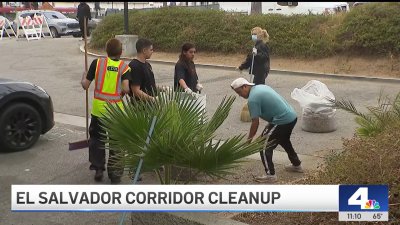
[246,138,252,144]
[161,86,172,92]
[196,83,203,92]
[252,47,257,55]
[184,88,193,94]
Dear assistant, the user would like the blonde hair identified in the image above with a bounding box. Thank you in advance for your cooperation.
[251,27,269,43]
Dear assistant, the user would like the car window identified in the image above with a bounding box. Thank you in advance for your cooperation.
[43,11,67,20]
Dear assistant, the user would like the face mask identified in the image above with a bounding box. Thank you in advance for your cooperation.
[251,34,258,41]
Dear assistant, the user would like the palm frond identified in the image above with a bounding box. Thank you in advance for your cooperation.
[99,89,259,184]
[333,91,400,137]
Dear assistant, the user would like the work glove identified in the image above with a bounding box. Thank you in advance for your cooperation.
[184,87,193,94]
[161,86,173,92]
[252,47,257,55]
[196,83,203,92]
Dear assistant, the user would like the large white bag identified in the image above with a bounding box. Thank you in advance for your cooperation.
[291,80,337,133]
[291,80,335,113]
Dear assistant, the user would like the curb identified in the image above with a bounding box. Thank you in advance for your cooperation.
[79,44,400,83]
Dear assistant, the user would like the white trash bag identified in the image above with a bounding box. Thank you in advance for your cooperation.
[291,80,337,133]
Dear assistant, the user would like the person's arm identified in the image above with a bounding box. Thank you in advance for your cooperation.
[175,63,189,89]
[131,84,154,101]
[77,5,81,19]
[248,117,260,143]
[238,52,252,70]
[81,59,97,90]
[247,99,262,143]
[120,66,131,94]
[129,62,155,101]
[86,5,92,20]
[254,43,269,64]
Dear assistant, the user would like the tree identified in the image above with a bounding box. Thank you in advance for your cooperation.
[100,90,266,184]
[251,2,262,15]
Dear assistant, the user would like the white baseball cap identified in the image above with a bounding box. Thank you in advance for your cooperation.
[230,78,255,89]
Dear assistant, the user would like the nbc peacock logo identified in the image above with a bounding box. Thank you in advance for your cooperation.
[365,199,380,210]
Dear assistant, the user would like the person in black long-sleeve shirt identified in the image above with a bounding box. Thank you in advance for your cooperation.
[174,43,203,94]
[237,26,270,85]
[77,2,91,39]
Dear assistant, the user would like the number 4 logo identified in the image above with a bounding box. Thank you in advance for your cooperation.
[348,187,369,209]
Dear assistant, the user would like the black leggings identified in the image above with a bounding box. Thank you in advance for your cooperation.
[259,118,301,175]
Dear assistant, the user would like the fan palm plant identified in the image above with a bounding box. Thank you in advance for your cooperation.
[100,90,266,184]
[330,91,400,137]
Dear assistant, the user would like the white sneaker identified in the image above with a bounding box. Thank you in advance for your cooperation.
[255,174,277,183]
[284,164,304,173]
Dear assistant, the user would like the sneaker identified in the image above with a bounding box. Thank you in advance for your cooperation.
[285,164,304,173]
[94,170,103,182]
[255,174,278,183]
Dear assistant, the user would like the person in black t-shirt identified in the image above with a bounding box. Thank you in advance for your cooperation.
[128,38,157,101]
[174,43,203,94]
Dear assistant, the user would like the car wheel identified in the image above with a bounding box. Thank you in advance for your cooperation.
[50,27,60,38]
[0,103,42,152]
[72,34,81,38]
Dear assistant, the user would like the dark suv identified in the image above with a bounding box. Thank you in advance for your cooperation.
[0,79,54,152]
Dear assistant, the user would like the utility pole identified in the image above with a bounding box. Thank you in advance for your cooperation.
[123,2,128,34]
[251,2,262,15]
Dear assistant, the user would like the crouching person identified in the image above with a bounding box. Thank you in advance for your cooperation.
[230,78,303,183]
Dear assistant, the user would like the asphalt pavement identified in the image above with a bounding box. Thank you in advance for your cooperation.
[0,37,399,225]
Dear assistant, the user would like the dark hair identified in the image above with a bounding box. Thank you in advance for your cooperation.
[105,38,122,57]
[178,42,196,76]
[179,42,195,62]
[136,38,153,53]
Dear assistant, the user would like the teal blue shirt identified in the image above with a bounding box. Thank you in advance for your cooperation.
[248,85,297,125]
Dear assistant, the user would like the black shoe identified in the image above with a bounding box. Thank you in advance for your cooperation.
[110,177,121,184]
[94,170,103,182]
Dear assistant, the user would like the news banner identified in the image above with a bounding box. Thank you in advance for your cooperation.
[12,184,389,222]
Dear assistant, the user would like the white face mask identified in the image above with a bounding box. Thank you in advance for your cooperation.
[251,34,258,41]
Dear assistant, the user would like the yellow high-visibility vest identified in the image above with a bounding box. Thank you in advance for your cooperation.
[91,57,130,117]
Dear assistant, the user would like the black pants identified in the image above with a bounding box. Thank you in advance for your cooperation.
[253,73,268,85]
[260,118,301,175]
[89,115,123,179]
[79,18,89,37]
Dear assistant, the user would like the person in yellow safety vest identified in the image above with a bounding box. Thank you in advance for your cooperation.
[81,38,131,184]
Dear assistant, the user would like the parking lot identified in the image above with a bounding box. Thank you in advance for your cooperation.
[0,37,399,224]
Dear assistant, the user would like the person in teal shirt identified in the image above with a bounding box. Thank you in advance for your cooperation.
[231,78,303,183]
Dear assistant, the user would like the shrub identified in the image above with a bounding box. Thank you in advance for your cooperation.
[90,4,400,58]
[336,2,400,55]
[305,120,400,222]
